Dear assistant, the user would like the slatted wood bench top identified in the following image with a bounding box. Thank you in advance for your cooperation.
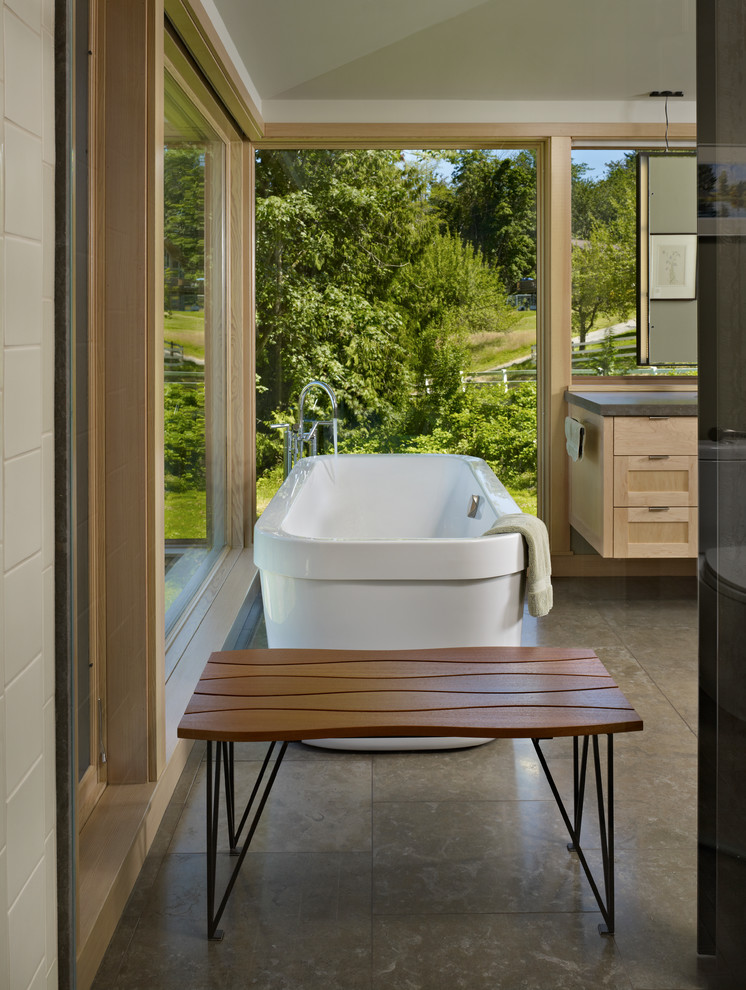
[177,646,643,744]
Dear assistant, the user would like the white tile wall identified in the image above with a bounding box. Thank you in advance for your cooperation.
[0,697,6,851]
[5,0,41,32]
[3,346,42,457]
[5,656,44,797]
[3,553,43,682]
[0,849,9,989]
[42,164,54,294]
[43,698,55,834]
[41,30,53,165]
[44,832,57,981]
[3,449,42,569]
[4,236,43,345]
[41,299,53,434]
[4,10,42,133]
[42,564,54,703]
[41,433,53,567]
[2,1,58,987]
[8,860,46,990]
[4,125,44,238]
[6,758,45,905]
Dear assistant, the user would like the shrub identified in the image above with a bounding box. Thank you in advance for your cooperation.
[164,383,206,492]
[334,382,537,492]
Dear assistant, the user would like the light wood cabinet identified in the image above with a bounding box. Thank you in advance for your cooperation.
[613,454,697,507]
[568,407,697,558]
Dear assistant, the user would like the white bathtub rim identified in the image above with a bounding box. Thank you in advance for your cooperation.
[254,531,525,581]
[254,452,528,581]
[257,452,522,538]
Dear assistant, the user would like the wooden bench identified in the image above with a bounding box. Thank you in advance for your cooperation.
[177,646,643,940]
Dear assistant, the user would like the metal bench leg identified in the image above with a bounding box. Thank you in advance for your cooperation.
[206,739,289,940]
[567,736,590,852]
[532,734,615,936]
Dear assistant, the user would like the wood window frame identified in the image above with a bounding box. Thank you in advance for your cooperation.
[76,3,256,983]
[88,0,254,791]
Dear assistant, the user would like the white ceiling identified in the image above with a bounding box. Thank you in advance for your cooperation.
[205,0,697,125]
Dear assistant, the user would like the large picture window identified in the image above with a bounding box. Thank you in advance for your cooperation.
[254,148,539,516]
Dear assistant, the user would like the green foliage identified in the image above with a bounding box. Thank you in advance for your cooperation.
[391,231,518,431]
[254,148,533,473]
[255,150,427,436]
[450,383,538,488]
[253,148,538,501]
[596,330,638,375]
[256,464,285,517]
[437,150,537,292]
[163,146,206,312]
[338,382,537,491]
[164,384,206,492]
[572,159,636,344]
[572,153,637,240]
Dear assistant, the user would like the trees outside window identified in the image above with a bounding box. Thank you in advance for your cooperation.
[254,148,539,512]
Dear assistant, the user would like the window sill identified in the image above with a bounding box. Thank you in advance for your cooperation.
[165,546,260,760]
[570,376,698,390]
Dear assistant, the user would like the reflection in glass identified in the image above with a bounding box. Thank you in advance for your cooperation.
[163,73,226,641]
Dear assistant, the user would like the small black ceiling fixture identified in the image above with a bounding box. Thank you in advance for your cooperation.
[649,91,684,150]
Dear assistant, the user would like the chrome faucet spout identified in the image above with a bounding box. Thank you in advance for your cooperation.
[269,380,340,480]
[271,380,339,480]
[298,380,338,433]
[298,380,338,458]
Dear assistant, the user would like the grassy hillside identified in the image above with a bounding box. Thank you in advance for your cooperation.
[164,310,205,359]
[466,311,536,372]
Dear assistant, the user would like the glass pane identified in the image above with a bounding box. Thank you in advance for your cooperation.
[570,148,697,378]
[72,0,94,785]
[254,148,538,516]
[163,72,227,641]
[75,243,92,781]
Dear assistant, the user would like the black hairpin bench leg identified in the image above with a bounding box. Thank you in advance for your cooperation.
[532,734,615,936]
[206,739,289,940]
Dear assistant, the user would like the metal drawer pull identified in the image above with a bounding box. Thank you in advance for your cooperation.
[648,416,670,420]
[648,506,670,512]
[648,454,670,460]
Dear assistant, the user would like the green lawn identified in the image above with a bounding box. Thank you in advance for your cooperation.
[165,489,206,539]
[505,486,537,515]
[164,310,206,360]
[256,465,284,518]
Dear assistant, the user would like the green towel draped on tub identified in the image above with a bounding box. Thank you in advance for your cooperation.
[482,513,553,617]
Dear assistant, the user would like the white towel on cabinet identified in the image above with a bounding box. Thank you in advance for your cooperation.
[565,416,585,462]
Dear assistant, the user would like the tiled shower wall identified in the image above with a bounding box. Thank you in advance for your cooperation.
[1,0,58,987]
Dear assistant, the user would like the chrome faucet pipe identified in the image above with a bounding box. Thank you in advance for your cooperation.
[270,381,339,480]
[297,381,338,460]
[298,380,338,439]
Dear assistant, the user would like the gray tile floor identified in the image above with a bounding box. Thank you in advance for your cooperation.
[93,577,716,990]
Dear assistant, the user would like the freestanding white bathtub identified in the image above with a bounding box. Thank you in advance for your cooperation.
[254,453,528,750]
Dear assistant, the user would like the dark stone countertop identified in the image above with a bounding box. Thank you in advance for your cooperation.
[565,390,698,417]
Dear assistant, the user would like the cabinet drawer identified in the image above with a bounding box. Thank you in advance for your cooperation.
[613,455,698,507]
[614,506,698,558]
[613,416,697,455]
